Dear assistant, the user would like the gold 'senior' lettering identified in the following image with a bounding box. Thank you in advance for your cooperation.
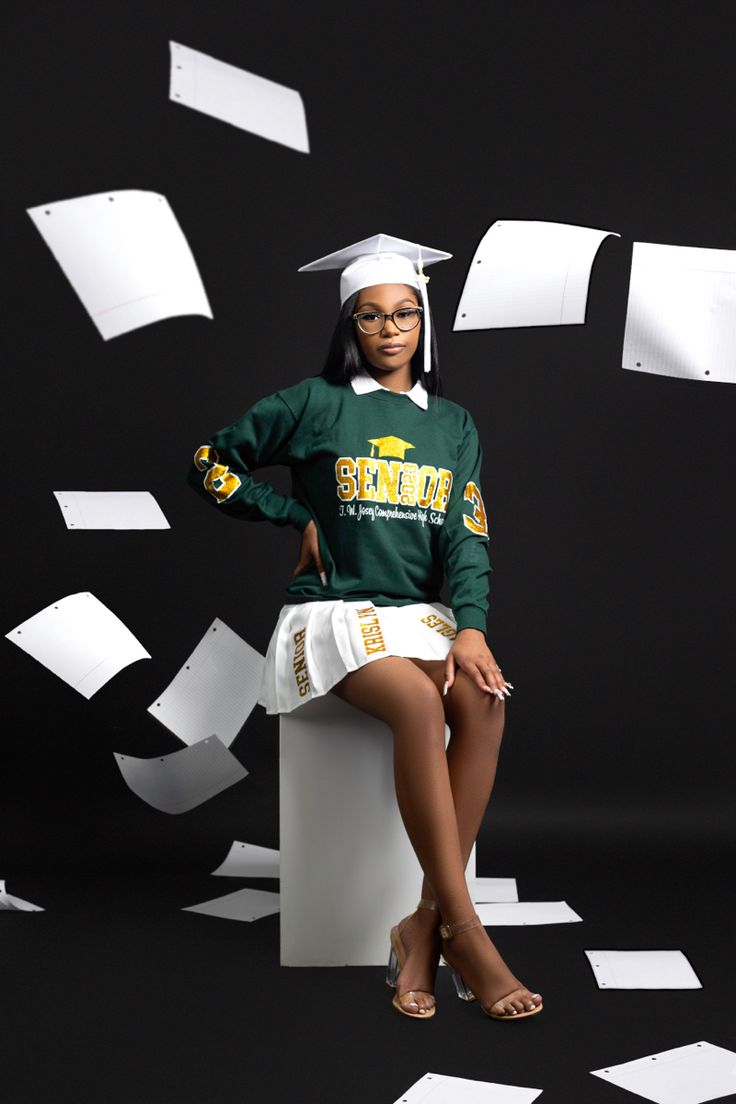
[292,627,311,697]
[335,457,454,514]
[194,445,242,503]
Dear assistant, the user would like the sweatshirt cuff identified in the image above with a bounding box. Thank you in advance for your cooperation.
[453,606,488,634]
[288,500,313,532]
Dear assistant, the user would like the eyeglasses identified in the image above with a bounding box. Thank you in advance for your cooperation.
[353,306,423,335]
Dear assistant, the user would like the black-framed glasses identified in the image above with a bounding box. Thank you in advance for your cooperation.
[352,306,423,335]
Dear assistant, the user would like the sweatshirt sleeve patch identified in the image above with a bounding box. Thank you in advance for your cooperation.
[462,479,489,537]
[193,445,242,503]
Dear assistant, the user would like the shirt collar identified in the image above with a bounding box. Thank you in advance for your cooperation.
[350,365,429,410]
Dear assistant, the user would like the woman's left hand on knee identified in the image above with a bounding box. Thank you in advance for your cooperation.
[443,629,512,702]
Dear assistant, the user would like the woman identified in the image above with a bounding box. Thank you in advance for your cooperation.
[188,234,543,1022]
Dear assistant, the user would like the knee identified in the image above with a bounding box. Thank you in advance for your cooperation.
[413,674,447,720]
[394,673,446,735]
[449,666,498,707]
[448,668,505,733]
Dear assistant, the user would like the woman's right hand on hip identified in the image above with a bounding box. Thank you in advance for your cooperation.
[290,520,328,587]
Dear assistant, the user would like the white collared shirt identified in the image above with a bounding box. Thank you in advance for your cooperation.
[350,365,429,410]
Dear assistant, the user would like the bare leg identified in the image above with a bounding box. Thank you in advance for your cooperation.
[330,656,541,1016]
[384,658,506,1006]
[409,658,505,902]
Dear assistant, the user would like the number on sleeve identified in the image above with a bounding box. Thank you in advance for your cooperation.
[462,481,489,536]
[194,445,242,503]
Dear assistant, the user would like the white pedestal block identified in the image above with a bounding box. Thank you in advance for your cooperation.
[279,691,476,966]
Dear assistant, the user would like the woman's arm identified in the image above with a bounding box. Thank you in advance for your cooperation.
[438,413,509,699]
[187,390,312,531]
[437,411,492,634]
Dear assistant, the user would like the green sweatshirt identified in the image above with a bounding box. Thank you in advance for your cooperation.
[187,374,492,634]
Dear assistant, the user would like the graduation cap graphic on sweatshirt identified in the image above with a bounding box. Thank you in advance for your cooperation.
[368,436,415,460]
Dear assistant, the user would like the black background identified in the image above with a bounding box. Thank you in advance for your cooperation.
[2,2,735,1102]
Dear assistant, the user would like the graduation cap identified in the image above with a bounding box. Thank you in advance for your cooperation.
[368,435,415,460]
[298,233,452,374]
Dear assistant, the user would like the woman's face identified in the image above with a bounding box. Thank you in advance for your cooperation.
[352,283,421,376]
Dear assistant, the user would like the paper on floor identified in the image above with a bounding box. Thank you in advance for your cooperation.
[148,618,265,747]
[591,1041,736,1104]
[169,41,309,153]
[114,736,247,814]
[476,901,582,925]
[53,491,169,530]
[453,219,618,330]
[469,876,518,902]
[394,1072,543,1104]
[622,241,736,383]
[585,949,702,989]
[211,840,279,878]
[182,886,280,922]
[6,592,149,698]
[27,190,212,340]
[0,880,44,911]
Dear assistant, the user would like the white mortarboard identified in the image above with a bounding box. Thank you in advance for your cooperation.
[298,233,452,374]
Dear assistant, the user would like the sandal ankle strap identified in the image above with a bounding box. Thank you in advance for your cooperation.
[416,898,439,911]
[439,913,481,940]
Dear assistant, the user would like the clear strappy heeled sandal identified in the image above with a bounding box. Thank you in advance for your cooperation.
[439,912,543,1020]
[386,898,440,1019]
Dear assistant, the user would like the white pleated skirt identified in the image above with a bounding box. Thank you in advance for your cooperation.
[256,598,458,715]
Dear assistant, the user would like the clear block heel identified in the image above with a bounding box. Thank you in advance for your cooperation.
[386,898,439,1019]
[386,945,400,988]
[440,956,476,1001]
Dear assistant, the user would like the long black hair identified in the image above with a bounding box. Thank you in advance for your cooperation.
[319,286,443,398]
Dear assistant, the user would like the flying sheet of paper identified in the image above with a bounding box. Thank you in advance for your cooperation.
[210,840,280,878]
[394,1072,543,1104]
[182,887,280,922]
[622,241,736,383]
[27,190,212,340]
[591,1041,736,1104]
[53,491,170,530]
[476,901,582,925]
[114,736,247,814]
[453,219,619,330]
[585,950,702,989]
[469,877,518,902]
[169,41,309,153]
[148,618,265,747]
[6,592,149,699]
[0,880,44,911]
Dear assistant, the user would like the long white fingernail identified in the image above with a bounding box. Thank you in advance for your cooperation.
[442,680,448,696]
[319,571,327,586]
